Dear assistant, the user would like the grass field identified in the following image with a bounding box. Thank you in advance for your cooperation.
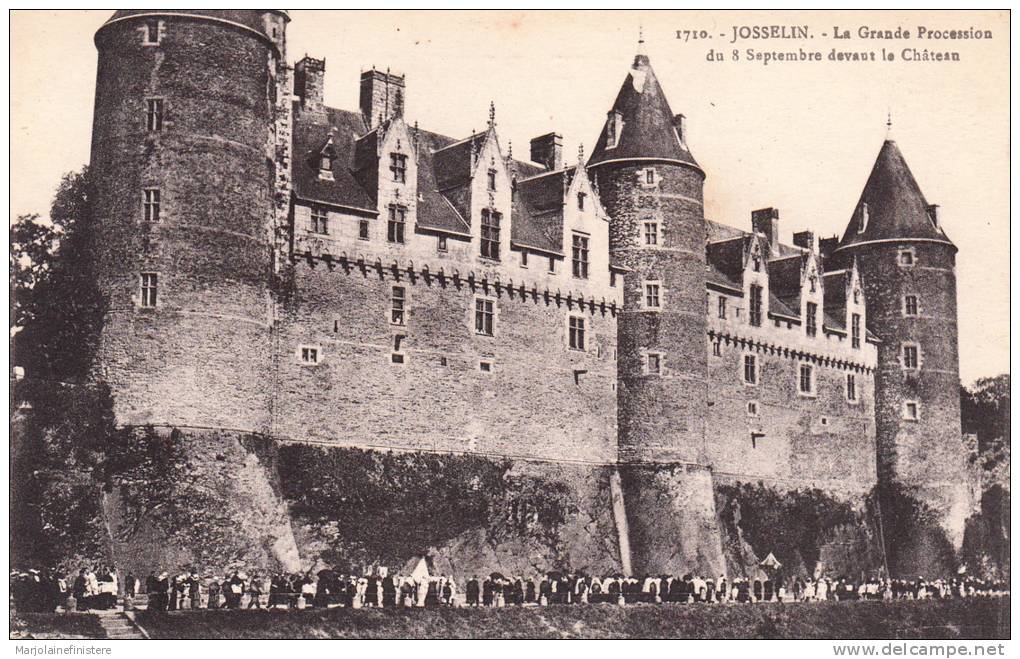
[108,598,1013,640]
[11,612,107,640]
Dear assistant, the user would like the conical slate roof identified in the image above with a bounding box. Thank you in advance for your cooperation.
[837,140,954,250]
[587,53,699,169]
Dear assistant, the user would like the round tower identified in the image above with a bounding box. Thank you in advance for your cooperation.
[588,50,708,465]
[90,10,289,432]
[832,138,970,574]
[588,47,723,577]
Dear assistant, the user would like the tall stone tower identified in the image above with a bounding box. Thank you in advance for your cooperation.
[588,45,724,576]
[832,138,971,574]
[90,11,289,433]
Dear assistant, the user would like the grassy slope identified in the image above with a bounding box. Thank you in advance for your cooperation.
[11,613,107,640]
[136,598,1010,640]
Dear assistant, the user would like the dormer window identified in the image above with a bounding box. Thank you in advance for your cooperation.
[858,203,869,233]
[749,284,763,327]
[390,153,407,183]
[487,169,497,192]
[751,249,762,273]
[806,302,818,337]
[318,136,337,181]
[606,110,623,149]
[577,192,586,211]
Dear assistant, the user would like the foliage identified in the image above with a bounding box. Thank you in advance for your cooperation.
[277,445,576,571]
[11,167,106,382]
[715,482,862,577]
[961,374,1010,458]
[9,167,116,570]
[875,482,957,579]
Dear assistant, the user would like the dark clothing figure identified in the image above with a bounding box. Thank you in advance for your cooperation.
[383,576,397,607]
[482,579,494,606]
[466,578,480,606]
[764,580,774,602]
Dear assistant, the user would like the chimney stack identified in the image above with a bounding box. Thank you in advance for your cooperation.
[793,230,815,252]
[360,67,405,130]
[751,207,780,255]
[819,236,839,261]
[294,56,326,116]
[530,132,563,171]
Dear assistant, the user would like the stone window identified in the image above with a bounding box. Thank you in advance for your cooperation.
[851,313,861,349]
[646,351,663,375]
[142,188,160,222]
[718,296,727,319]
[902,344,919,370]
[749,284,763,327]
[310,207,329,235]
[437,235,448,252]
[572,233,589,279]
[846,373,858,402]
[568,316,586,351]
[798,363,815,396]
[143,20,163,45]
[904,295,918,316]
[743,354,757,385]
[487,169,497,192]
[387,205,406,243]
[359,219,370,240]
[641,168,657,187]
[145,98,164,132]
[139,272,158,308]
[548,257,556,274]
[610,270,617,287]
[390,286,406,325]
[903,401,919,421]
[712,340,721,357]
[480,209,501,260]
[806,301,818,337]
[577,192,586,211]
[520,249,528,268]
[898,248,916,267]
[391,335,406,364]
[479,360,493,373]
[475,297,495,336]
[643,281,661,310]
[643,220,659,246]
[747,401,759,417]
[299,346,320,365]
[390,153,407,183]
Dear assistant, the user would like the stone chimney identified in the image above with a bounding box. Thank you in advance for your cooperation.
[793,230,815,252]
[360,67,405,130]
[530,133,563,171]
[819,236,839,261]
[752,207,780,255]
[294,56,326,116]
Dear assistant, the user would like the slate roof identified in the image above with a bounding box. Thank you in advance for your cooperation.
[291,107,583,243]
[292,108,376,213]
[587,53,699,169]
[837,140,955,250]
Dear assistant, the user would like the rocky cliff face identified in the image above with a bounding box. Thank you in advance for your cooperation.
[102,432,623,579]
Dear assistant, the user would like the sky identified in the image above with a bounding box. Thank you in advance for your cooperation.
[10,9,1009,385]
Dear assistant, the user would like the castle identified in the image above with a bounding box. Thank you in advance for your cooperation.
[86,10,975,578]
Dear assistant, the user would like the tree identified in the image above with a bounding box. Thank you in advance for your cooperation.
[961,374,1010,455]
[11,167,106,382]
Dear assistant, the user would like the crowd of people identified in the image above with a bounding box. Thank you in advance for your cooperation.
[11,566,1009,614]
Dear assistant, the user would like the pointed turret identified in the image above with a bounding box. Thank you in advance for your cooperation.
[587,50,699,169]
[837,140,954,250]
[832,136,970,577]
